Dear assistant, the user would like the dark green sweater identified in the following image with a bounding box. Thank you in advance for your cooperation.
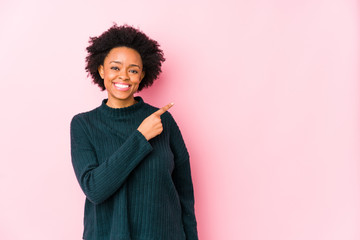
[70,96,198,240]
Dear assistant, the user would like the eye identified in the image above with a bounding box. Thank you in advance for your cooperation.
[111,66,120,71]
[129,69,138,74]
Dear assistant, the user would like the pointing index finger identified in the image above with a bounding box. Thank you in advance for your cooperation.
[154,102,174,116]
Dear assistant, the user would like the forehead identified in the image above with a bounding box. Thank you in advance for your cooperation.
[105,47,142,64]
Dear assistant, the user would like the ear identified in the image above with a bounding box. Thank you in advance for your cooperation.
[98,65,104,79]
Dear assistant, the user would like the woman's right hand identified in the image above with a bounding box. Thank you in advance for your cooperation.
[137,102,174,141]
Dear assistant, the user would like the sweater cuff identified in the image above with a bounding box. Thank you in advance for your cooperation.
[135,129,149,142]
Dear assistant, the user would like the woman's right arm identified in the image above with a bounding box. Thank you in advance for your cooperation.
[70,115,153,205]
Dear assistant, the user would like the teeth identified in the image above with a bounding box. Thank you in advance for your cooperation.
[114,83,130,88]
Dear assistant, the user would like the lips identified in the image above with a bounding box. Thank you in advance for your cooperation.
[113,82,131,91]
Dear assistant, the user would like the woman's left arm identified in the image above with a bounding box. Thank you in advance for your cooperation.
[168,114,199,240]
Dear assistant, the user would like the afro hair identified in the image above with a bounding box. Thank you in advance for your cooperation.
[85,24,165,91]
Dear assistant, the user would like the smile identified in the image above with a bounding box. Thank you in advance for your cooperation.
[113,83,131,91]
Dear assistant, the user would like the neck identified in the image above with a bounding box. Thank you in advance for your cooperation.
[106,96,138,108]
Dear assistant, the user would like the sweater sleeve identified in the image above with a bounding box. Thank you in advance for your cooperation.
[70,115,153,205]
[169,115,199,240]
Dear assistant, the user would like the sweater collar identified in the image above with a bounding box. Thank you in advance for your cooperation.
[99,96,145,118]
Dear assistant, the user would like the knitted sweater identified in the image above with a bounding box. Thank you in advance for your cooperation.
[70,96,198,240]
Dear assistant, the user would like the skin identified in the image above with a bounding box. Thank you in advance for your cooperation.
[98,46,145,108]
[138,102,174,141]
[98,46,173,141]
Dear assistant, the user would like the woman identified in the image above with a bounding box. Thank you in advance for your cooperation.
[70,24,198,240]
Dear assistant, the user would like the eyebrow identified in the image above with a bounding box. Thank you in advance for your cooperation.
[110,61,141,69]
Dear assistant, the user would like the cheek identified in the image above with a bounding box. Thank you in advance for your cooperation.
[103,73,114,89]
[103,71,115,81]
[104,80,111,88]
[131,76,142,84]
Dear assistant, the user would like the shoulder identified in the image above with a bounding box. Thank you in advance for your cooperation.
[162,111,177,127]
[70,105,101,129]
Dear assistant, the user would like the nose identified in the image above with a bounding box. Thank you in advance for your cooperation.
[118,68,129,80]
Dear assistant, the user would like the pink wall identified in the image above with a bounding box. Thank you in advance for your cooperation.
[0,0,359,239]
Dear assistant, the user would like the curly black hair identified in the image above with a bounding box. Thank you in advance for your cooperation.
[85,24,165,91]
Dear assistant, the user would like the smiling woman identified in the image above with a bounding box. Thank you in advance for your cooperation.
[98,47,145,108]
[70,24,198,240]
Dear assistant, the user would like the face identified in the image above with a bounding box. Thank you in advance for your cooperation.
[98,46,145,108]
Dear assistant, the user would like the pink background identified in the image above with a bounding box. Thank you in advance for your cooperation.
[0,0,359,239]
